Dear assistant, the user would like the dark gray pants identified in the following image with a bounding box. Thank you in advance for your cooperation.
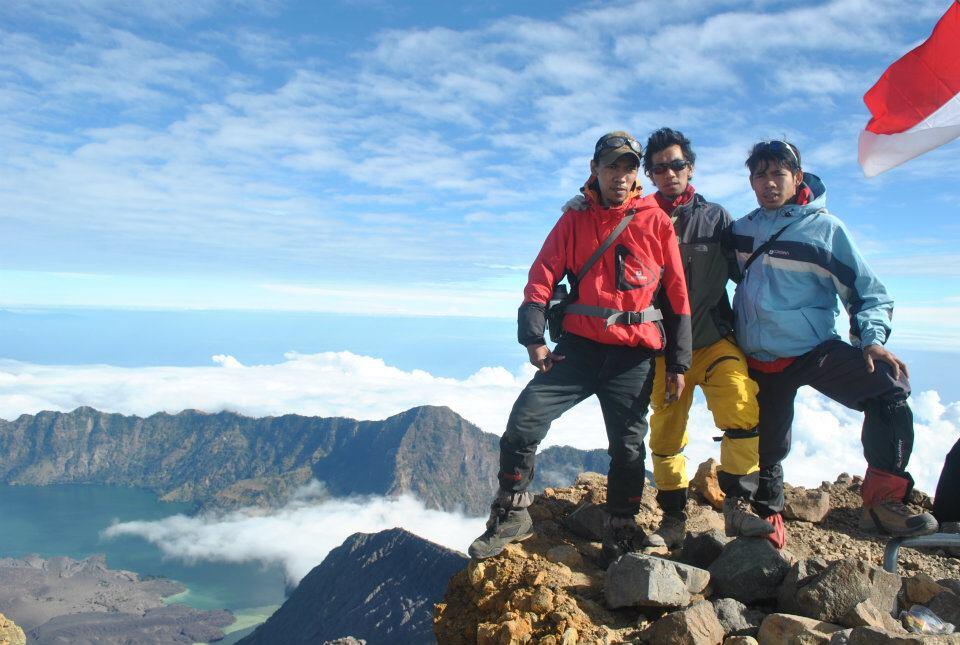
[935,438,960,523]
[750,340,913,516]
[498,333,655,517]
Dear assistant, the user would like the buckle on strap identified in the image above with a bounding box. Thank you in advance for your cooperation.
[565,303,662,328]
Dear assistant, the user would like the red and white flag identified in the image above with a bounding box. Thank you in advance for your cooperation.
[858,1,960,177]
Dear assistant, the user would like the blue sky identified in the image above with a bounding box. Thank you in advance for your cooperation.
[2,0,959,350]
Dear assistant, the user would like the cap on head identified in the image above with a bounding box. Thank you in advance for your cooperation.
[594,131,643,167]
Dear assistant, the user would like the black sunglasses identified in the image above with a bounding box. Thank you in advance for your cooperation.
[595,135,643,156]
[650,159,691,175]
[759,140,801,168]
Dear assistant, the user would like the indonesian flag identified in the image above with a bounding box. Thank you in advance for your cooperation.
[858,1,960,177]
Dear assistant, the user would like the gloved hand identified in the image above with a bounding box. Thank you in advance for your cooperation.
[561,194,588,212]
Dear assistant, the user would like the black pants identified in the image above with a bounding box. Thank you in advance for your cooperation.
[750,340,913,516]
[498,333,655,517]
[935,438,960,523]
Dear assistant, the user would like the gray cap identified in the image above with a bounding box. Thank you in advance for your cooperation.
[594,131,643,166]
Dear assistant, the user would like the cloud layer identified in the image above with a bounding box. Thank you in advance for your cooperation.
[1,351,956,494]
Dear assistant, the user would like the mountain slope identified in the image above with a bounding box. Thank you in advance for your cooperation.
[237,528,467,645]
[0,405,608,515]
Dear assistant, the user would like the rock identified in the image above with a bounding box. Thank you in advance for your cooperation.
[839,599,904,632]
[724,638,758,645]
[691,459,725,510]
[927,591,960,626]
[639,600,725,645]
[560,627,578,644]
[545,544,583,568]
[564,502,606,541]
[829,629,853,644]
[0,614,26,645]
[847,626,960,643]
[788,558,901,622]
[902,572,948,605]
[784,488,831,523]
[529,587,555,615]
[605,553,709,609]
[779,558,830,614]
[712,598,764,637]
[709,538,791,604]
[680,529,732,570]
[939,579,960,596]
[757,613,845,644]
[907,488,934,510]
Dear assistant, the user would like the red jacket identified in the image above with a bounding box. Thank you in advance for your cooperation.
[519,180,692,371]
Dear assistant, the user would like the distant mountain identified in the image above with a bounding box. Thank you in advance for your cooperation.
[237,528,466,645]
[0,405,608,515]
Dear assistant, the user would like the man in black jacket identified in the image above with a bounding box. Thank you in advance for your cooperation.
[643,128,772,548]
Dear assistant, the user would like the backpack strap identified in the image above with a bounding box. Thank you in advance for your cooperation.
[575,210,635,283]
[742,219,798,274]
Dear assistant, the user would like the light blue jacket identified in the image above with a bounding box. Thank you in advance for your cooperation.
[731,174,893,361]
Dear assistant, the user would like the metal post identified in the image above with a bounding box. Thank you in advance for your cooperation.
[883,533,960,573]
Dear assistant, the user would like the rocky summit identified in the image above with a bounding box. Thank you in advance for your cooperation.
[239,527,467,645]
[0,405,606,515]
[433,467,960,644]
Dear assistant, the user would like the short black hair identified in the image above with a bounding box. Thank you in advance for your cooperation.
[643,128,696,175]
[745,140,802,174]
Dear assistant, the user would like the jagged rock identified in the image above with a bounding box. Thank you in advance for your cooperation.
[847,626,960,643]
[757,613,845,644]
[639,600,724,645]
[839,599,904,632]
[240,528,466,645]
[902,572,948,605]
[784,488,831,523]
[691,459,725,510]
[711,598,764,637]
[779,558,830,614]
[0,614,26,645]
[564,501,606,541]
[605,554,709,609]
[723,638,758,645]
[927,591,960,626]
[788,558,901,622]
[709,538,791,604]
[680,529,731,570]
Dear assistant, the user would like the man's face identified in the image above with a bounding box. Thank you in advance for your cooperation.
[750,160,803,210]
[649,145,692,199]
[591,155,639,207]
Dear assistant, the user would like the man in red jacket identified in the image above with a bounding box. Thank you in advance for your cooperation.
[468,132,692,564]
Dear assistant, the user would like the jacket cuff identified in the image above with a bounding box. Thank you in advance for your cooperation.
[666,364,688,374]
[518,301,547,347]
[860,328,887,348]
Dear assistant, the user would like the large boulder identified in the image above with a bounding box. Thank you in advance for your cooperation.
[680,529,732,570]
[639,600,725,645]
[605,554,709,609]
[711,598,764,638]
[787,558,901,623]
[778,558,830,614]
[757,613,845,644]
[783,488,831,523]
[709,538,791,604]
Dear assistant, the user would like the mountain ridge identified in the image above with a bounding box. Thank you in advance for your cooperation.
[0,405,608,515]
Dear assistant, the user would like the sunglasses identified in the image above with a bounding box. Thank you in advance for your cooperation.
[650,159,691,175]
[758,140,801,168]
[595,135,643,156]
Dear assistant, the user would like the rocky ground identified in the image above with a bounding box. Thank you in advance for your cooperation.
[434,462,960,644]
[0,554,234,644]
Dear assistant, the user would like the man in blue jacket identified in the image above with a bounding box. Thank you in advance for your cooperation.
[731,140,937,548]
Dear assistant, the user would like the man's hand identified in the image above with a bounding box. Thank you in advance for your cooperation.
[664,372,685,403]
[561,194,588,213]
[527,343,565,373]
[863,344,909,381]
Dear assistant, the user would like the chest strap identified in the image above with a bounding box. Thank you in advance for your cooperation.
[564,303,663,329]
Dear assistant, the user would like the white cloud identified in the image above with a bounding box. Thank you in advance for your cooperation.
[1,351,956,494]
[103,489,477,584]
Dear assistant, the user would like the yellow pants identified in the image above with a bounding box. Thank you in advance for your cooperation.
[650,336,760,492]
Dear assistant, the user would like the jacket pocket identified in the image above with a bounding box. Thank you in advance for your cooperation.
[615,244,659,292]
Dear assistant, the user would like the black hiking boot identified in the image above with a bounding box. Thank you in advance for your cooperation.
[644,514,686,549]
[468,504,533,560]
[601,515,645,567]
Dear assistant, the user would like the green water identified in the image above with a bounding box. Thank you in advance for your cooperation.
[0,483,286,642]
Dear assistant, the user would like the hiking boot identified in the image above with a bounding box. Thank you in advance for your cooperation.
[468,505,533,560]
[601,515,645,567]
[645,514,686,549]
[859,501,938,537]
[723,497,775,538]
